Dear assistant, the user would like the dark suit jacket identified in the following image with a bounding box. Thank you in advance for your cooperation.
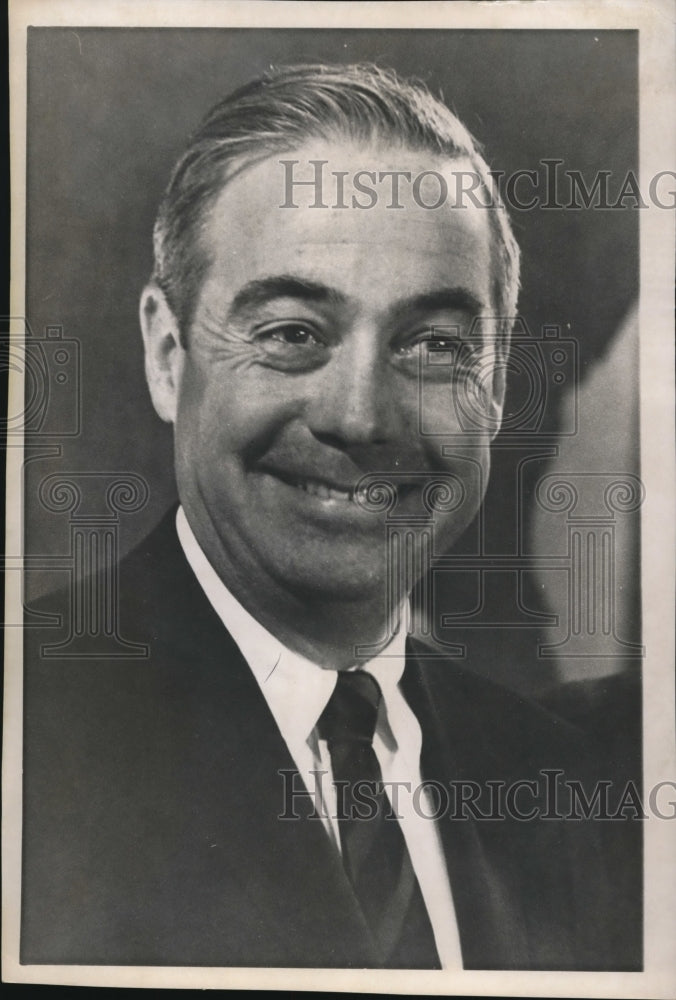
[21,509,641,969]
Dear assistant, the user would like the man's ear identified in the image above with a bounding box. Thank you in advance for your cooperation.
[487,339,509,441]
[139,283,186,424]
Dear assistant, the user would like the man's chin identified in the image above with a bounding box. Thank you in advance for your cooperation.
[273,559,392,605]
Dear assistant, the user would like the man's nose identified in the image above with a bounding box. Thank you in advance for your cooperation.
[306,334,395,449]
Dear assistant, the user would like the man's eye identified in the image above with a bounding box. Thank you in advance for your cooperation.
[253,323,327,372]
[261,324,320,347]
[396,332,458,356]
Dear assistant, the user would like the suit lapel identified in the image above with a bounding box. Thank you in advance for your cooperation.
[400,644,531,969]
[140,512,380,966]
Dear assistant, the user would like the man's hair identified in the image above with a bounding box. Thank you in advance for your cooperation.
[152,62,520,349]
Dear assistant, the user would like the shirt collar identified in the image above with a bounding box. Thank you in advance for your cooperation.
[175,506,409,751]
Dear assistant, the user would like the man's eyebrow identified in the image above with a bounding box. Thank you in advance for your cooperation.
[227,275,347,318]
[388,287,485,320]
[226,277,484,327]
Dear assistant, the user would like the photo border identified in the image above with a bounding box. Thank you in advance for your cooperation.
[4,2,675,995]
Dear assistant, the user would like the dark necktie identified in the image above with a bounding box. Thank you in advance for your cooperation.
[316,670,441,968]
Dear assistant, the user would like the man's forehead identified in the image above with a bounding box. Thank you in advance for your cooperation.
[206,139,490,228]
[197,140,494,306]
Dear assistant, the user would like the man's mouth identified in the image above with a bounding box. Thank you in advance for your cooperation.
[263,468,368,503]
[258,466,419,506]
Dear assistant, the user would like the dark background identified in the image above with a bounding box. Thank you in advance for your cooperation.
[22,28,640,698]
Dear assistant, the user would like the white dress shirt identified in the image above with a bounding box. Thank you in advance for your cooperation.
[176,506,462,968]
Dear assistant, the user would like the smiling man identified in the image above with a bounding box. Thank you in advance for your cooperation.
[141,129,504,666]
[21,64,638,971]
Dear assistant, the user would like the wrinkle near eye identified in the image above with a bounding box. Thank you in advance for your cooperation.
[190,306,331,377]
[190,305,280,373]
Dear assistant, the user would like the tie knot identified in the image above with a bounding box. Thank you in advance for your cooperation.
[317,670,382,745]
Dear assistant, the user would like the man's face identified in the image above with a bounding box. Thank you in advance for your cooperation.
[167,140,503,602]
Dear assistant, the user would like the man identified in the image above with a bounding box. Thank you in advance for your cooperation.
[21,64,640,970]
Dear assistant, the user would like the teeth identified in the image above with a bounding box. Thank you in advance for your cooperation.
[296,479,354,502]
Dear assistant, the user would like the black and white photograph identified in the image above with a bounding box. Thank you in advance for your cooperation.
[4,0,675,994]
